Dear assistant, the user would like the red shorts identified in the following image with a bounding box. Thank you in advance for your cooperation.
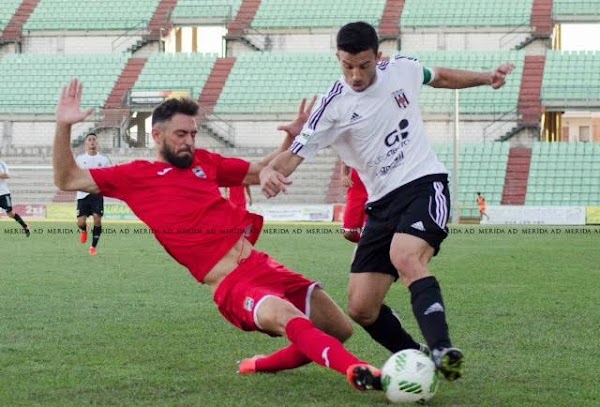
[213,250,320,333]
[343,171,368,230]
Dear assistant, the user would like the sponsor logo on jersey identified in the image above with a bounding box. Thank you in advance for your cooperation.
[298,129,314,142]
[244,297,255,311]
[157,167,173,176]
[392,89,410,109]
[192,166,206,179]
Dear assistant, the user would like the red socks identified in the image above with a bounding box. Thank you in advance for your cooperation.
[255,345,311,372]
[283,317,362,375]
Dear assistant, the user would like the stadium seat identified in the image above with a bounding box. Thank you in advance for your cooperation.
[433,142,510,214]
[408,51,525,115]
[24,0,161,31]
[0,0,22,32]
[251,0,386,29]
[526,142,600,206]
[214,52,339,115]
[0,54,130,114]
[401,0,534,28]
[132,53,218,100]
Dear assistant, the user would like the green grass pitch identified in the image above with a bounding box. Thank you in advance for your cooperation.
[1,221,599,406]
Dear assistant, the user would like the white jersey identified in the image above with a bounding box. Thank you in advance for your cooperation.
[291,56,447,202]
[75,153,111,199]
[0,160,10,195]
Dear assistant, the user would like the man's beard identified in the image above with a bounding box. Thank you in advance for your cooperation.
[162,145,193,169]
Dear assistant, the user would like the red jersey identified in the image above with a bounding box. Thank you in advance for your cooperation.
[228,186,247,209]
[90,149,262,283]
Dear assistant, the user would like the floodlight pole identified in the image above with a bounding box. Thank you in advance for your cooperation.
[452,89,460,224]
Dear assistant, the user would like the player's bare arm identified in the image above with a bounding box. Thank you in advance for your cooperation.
[0,173,9,179]
[259,151,304,197]
[244,96,316,186]
[54,79,100,194]
[429,63,515,90]
[340,162,353,188]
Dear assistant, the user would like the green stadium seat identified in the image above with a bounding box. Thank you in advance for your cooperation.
[251,0,386,29]
[24,0,160,31]
[0,53,130,114]
[402,0,534,28]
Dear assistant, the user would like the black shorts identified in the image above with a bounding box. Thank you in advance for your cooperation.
[351,174,450,279]
[0,194,13,212]
[76,194,104,218]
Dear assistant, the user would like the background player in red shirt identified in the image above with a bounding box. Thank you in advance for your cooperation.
[53,79,382,393]
[340,162,367,243]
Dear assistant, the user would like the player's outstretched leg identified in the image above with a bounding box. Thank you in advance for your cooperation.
[284,317,381,391]
[238,346,310,374]
[432,347,464,381]
[11,212,30,237]
[346,364,382,391]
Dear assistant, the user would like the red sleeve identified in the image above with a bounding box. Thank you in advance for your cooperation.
[89,162,137,200]
[210,152,250,187]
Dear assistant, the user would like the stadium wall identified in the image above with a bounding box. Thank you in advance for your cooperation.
[22,34,142,54]
[1,121,94,147]
[222,118,519,147]
[227,32,337,55]
[401,30,530,51]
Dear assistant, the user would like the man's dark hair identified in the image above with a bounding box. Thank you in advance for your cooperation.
[152,97,199,127]
[85,132,97,140]
[336,21,379,55]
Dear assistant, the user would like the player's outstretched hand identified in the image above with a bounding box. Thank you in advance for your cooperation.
[277,95,318,137]
[341,175,353,188]
[490,63,515,89]
[260,166,292,198]
[56,79,94,125]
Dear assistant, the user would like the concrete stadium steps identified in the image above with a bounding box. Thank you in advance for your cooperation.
[198,57,236,115]
[147,0,177,38]
[518,55,545,127]
[0,0,40,43]
[6,166,57,205]
[501,148,531,205]
[227,0,261,35]
[379,0,406,38]
[531,0,553,36]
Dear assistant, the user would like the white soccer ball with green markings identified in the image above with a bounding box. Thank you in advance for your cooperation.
[381,349,440,404]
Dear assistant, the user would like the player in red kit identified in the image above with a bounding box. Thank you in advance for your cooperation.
[53,79,382,394]
[340,162,368,243]
[226,185,252,209]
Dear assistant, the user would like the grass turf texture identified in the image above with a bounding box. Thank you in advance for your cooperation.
[1,222,599,406]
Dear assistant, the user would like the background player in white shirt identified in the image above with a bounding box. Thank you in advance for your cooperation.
[260,21,515,382]
[75,133,111,255]
[0,158,30,237]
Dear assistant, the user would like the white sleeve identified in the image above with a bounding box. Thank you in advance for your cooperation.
[289,82,344,160]
[0,161,9,175]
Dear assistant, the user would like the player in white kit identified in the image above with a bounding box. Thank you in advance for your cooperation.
[75,133,111,255]
[0,158,30,237]
[260,21,515,381]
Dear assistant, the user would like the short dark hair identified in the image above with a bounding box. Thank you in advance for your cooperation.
[336,21,379,55]
[85,132,97,140]
[152,97,199,127]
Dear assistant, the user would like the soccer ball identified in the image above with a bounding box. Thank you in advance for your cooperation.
[381,349,440,404]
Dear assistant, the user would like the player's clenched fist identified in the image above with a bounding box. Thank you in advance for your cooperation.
[259,166,292,198]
